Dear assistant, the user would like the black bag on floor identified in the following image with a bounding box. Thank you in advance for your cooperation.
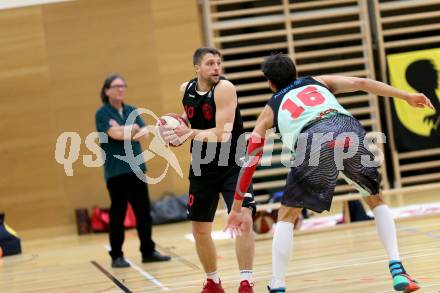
[150,195,188,225]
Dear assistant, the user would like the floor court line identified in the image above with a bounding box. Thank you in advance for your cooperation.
[156,243,201,271]
[125,258,170,291]
[140,247,440,291]
[140,220,440,291]
[160,244,440,284]
[103,245,169,291]
[91,260,132,293]
[375,283,440,293]
[400,225,440,240]
[250,220,440,246]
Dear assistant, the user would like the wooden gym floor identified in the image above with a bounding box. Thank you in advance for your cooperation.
[1,212,439,293]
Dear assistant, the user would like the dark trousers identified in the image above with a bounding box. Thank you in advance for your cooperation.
[106,172,155,260]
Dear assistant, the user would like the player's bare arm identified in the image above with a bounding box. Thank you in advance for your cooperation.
[225,105,278,234]
[225,117,266,234]
[230,105,274,209]
[251,105,275,140]
[229,104,275,220]
[315,75,433,109]
[178,82,190,125]
[183,80,237,142]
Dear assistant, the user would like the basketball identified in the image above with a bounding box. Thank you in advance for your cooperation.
[156,113,189,147]
[252,211,274,234]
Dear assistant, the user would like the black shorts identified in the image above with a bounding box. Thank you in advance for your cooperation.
[187,166,256,222]
[283,114,381,213]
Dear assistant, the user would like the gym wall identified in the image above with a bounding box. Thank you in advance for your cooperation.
[0,0,201,230]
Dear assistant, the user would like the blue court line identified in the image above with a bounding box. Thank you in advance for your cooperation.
[400,226,440,240]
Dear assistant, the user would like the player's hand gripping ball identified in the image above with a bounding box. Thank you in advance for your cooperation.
[156,113,189,147]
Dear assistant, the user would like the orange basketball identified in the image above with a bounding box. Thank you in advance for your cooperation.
[253,211,274,234]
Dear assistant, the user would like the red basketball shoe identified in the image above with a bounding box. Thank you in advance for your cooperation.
[238,280,254,293]
[201,279,225,293]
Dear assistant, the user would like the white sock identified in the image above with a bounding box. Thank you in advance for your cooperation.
[270,221,294,289]
[373,205,400,261]
[206,271,220,283]
[240,270,252,282]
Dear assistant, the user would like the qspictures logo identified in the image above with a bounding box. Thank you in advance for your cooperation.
[54,108,183,184]
[54,108,387,185]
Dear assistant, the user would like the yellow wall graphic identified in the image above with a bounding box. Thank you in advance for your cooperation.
[387,48,440,137]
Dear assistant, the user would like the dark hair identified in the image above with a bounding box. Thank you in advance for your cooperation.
[193,47,222,65]
[261,53,297,90]
[100,74,125,103]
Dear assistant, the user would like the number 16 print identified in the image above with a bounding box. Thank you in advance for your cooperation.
[281,86,326,119]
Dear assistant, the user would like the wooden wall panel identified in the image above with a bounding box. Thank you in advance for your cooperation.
[43,0,168,218]
[0,6,66,229]
[0,0,202,231]
[150,0,203,195]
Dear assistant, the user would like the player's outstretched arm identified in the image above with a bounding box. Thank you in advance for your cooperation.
[315,75,433,109]
[233,105,274,203]
[225,105,274,235]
